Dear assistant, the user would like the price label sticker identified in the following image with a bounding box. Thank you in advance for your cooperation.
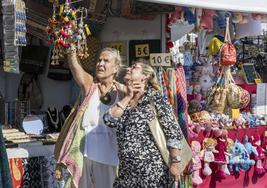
[135,44,149,57]
[109,42,125,54]
[255,78,262,84]
[231,108,240,119]
[150,53,172,66]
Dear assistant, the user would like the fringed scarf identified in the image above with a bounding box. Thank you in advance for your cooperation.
[54,83,97,188]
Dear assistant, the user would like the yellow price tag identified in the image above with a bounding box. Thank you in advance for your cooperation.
[231,109,240,119]
[255,78,262,84]
[110,42,125,54]
[135,44,149,57]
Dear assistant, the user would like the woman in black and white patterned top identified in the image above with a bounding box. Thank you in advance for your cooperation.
[103,60,184,188]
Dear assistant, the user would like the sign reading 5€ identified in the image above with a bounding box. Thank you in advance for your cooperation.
[135,44,149,57]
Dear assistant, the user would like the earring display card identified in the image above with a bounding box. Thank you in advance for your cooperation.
[1,0,27,73]
[14,0,27,46]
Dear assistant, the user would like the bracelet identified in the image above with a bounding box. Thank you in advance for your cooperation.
[170,155,181,163]
[66,45,77,54]
[116,102,125,111]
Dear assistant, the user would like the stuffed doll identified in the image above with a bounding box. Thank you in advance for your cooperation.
[202,138,218,176]
[229,140,255,173]
[190,141,203,185]
[188,116,204,138]
[249,114,257,128]
[188,99,202,115]
[240,135,257,171]
[225,138,234,175]
[199,67,214,97]
[251,135,266,175]
[214,129,230,179]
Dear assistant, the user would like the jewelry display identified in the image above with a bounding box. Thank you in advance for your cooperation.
[46,107,61,132]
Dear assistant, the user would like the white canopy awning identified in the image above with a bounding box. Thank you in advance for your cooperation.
[139,0,267,14]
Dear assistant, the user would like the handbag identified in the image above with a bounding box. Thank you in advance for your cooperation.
[206,74,227,114]
[220,17,236,66]
[149,100,192,172]
[224,68,250,109]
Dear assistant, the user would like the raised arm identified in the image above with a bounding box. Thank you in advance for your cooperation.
[67,45,93,96]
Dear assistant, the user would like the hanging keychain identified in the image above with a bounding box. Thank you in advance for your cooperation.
[76,8,89,59]
[48,1,61,65]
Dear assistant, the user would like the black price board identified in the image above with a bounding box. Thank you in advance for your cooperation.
[128,39,161,64]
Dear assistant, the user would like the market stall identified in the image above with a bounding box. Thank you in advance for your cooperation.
[1,0,267,188]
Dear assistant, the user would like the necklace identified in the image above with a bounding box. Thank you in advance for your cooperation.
[98,82,115,105]
[47,107,59,128]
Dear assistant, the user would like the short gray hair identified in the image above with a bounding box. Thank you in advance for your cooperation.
[100,47,122,67]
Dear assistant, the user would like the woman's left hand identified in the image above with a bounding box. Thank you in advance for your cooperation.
[169,163,182,182]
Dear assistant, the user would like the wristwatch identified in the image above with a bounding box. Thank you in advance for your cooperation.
[171,155,181,163]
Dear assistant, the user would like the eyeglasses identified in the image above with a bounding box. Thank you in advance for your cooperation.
[130,64,141,70]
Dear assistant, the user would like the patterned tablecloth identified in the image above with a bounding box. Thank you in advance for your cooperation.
[7,144,66,188]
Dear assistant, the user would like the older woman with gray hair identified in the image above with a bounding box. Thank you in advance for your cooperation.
[55,46,125,188]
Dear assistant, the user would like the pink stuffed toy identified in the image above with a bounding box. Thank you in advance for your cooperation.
[190,141,203,185]
[202,138,218,176]
[251,135,266,175]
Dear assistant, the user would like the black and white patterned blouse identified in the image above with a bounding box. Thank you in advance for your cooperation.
[103,87,183,188]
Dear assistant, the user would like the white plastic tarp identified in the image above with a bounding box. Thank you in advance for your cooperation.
[139,0,267,14]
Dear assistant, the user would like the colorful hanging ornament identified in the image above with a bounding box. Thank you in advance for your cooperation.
[47,0,90,65]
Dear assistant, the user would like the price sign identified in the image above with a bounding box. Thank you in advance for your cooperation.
[150,53,172,66]
[255,78,262,84]
[231,108,240,119]
[109,42,125,54]
[102,41,128,65]
[102,41,126,55]
[135,44,149,57]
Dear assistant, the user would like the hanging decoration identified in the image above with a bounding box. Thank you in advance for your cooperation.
[46,0,90,65]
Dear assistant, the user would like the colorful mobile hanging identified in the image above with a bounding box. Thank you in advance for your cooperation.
[47,0,90,65]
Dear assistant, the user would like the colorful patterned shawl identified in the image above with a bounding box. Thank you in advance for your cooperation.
[54,83,97,188]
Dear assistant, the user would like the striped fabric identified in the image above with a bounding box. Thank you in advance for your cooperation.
[175,66,188,138]
[167,68,177,112]
[162,68,173,105]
